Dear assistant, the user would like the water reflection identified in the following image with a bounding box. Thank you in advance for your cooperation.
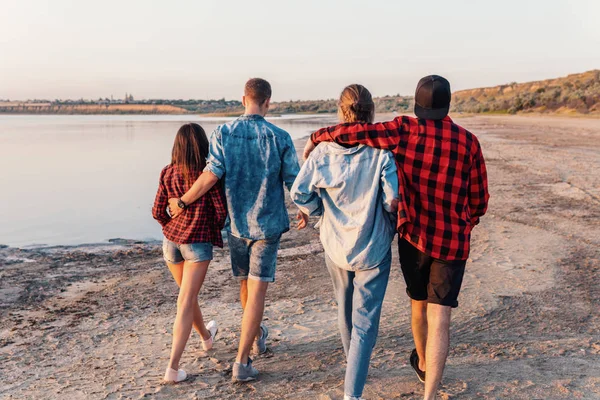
[0,114,337,247]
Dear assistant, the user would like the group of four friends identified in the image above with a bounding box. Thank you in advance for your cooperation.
[152,76,490,400]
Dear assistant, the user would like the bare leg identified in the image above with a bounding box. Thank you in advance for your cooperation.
[167,262,210,340]
[423,304,452,400]
[411,300,428,371]
[167,260,210,370]
[235,279,268,364]
[240,279,248,309]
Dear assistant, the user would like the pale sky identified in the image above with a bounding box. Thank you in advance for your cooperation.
[1,0,599,101]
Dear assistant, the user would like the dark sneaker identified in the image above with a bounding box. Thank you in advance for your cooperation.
[410,349,426,383]
[232,358,259,382]
[252,323,269,355]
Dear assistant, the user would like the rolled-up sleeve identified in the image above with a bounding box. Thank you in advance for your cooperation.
[290,157,323,217]
[204,128,226,179]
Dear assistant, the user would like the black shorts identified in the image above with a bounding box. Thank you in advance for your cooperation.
[398,238,466,308]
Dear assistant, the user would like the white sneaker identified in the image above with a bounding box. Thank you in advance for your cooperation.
[163,367,187,383]
[344,395,365,400]
[201,320,218,351]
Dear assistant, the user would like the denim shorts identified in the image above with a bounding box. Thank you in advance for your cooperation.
[162,238,213,264]
[227,232,281,282]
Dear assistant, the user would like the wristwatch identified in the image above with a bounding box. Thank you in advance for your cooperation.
[177,199,187,210]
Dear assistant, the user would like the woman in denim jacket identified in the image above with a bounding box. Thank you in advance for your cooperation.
[291,85,399,400]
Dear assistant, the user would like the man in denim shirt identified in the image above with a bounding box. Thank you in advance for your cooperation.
[169,78,308,382]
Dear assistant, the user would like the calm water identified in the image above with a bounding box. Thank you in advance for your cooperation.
[0,114,336,247]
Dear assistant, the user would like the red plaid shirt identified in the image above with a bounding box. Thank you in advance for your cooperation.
[312,116,489,261]
[152,165,227,247]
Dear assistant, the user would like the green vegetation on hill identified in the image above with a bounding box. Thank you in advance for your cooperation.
[3,70,599,116]
[172,95,412,115]
[452,70,600,115]
[166,99,243,114]
[269,95,412,115]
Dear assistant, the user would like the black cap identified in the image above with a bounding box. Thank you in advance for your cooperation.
[414,75,451,120]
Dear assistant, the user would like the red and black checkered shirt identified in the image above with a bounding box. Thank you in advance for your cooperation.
[311,116,489,261]
[152,165,227,247]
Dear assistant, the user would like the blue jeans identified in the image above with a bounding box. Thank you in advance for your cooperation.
[325,249,391,399]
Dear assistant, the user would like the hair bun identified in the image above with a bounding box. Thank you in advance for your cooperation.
[353,102,373,112]
[338,84,374,123]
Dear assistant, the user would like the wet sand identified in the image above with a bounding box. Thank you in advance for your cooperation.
[1,115,600,399]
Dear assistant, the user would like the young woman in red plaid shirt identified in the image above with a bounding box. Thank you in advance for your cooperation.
[152,123,227,383]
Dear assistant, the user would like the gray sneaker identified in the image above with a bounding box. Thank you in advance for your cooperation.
[252,323,269,355]
[232,357,259,382]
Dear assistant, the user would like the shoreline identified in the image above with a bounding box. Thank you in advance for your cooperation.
[2,110,597,251]
[1,110,599,118]
[0,239,161,253]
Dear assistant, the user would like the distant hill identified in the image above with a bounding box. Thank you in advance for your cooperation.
[0,92,413,116]
[0,99,239,115]
[154,95,413,116]
[0,103,188,115]
[452,70,600,115]
[2,71,599,116]
[269,95,412,115]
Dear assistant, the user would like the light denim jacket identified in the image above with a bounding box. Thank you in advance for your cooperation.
[291,143,398,270]
[204,114,300,240]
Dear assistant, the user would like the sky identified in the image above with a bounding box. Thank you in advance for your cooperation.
[1,0,599,101]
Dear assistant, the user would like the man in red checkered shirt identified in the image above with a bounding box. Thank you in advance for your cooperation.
[305,75,489,400]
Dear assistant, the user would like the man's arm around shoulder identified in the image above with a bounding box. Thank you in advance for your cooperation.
[304,116,409,160]
[168,171,220,218]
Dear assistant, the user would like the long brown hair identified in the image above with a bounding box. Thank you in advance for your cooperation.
[338,84,375,123]
[171,123,209,184]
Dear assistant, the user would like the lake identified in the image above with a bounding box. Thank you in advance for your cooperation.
[0,114,337,247]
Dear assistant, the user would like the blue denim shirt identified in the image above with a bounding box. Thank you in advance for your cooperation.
[291,143,398,270]
[204,114,300,240]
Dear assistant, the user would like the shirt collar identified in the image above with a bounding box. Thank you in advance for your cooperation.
[238,114,265,121]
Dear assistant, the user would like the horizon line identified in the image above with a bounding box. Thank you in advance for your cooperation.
[2,69,597,103]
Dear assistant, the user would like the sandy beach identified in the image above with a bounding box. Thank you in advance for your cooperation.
[1,115,600,399]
